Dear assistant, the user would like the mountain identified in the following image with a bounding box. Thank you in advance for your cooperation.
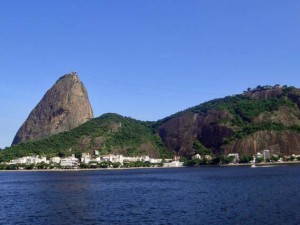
[2,84,300,162]
[11,72,93,145]
[158,85,300,157]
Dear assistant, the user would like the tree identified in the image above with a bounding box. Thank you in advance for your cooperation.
[36,162,47,169]
[0,164,7,170]
[239,155,253,163]
[74,151,82,159]
[7,164,19,170]
[58,152,66,158]
[193,140,212,156]
[255,157,263,163]
[112,162,121,168]
[289,155,296,161]
[222,155,234,164]
[25,164,34,170]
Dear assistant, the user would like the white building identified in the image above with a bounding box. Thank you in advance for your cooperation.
[10,156,48,165]
[81,153,91,164]
[163,161,184,168]
[102,154,124,164]
[123,156,140,163]
[10,158,26,164]
[50,157,61,164]
[141,155,150,162]
[150,158,162,164]
[60,155,79,168]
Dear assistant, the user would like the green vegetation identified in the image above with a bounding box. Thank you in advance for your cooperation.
[239,155,253,163]
[193,140,212,156]
[165,94,295,126]
[0,113,172,162]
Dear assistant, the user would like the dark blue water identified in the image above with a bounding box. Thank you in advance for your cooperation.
[0,166,300,225]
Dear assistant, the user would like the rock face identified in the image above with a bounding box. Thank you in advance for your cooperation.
[222,131,300,156]
[12,72,93,145]
[159,110,234,157]
[158,86,300,157]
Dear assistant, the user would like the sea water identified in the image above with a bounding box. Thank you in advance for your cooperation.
[0,166,300,225]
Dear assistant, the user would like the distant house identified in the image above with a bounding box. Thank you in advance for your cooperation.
[60,155,78,168]
[163,161,184,168]
[149,158,162,164]
[102,154,124,164]
[81,153,91,164]
[10,156,48,165]
[50,157,61,164]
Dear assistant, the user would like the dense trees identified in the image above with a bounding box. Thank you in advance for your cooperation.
[0,113,172,162]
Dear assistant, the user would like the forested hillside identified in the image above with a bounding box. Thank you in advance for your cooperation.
[0,113,171,162]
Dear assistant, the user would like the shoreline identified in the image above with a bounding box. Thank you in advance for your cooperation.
[221,160,300,167]
[0,166,176,172]
[1,161,300,172]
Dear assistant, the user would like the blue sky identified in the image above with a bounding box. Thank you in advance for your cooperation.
[1,0,299,148]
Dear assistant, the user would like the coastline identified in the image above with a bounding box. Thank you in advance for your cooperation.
[0,166,176,172]
[221,160,300,167]
[1,160,300,172]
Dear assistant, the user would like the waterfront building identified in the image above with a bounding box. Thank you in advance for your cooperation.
[60,155,79,168]
[150,158,162,164]
[102,154,124,164]
[141,155,150,162]
[10,158,26,164]
[123,156,140,163]
[50,157,61,164]
[81,153,91,164]
[163,161,184,168]
[9,156,48,165]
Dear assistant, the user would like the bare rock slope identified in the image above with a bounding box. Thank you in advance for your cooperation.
[12,73,93,145]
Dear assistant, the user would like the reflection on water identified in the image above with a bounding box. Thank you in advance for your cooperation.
[0,166,300,225]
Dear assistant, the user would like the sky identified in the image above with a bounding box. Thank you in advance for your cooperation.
[1,0,300,149]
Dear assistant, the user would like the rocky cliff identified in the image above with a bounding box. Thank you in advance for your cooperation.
[158,86,300,157]
[12,72,93,145]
